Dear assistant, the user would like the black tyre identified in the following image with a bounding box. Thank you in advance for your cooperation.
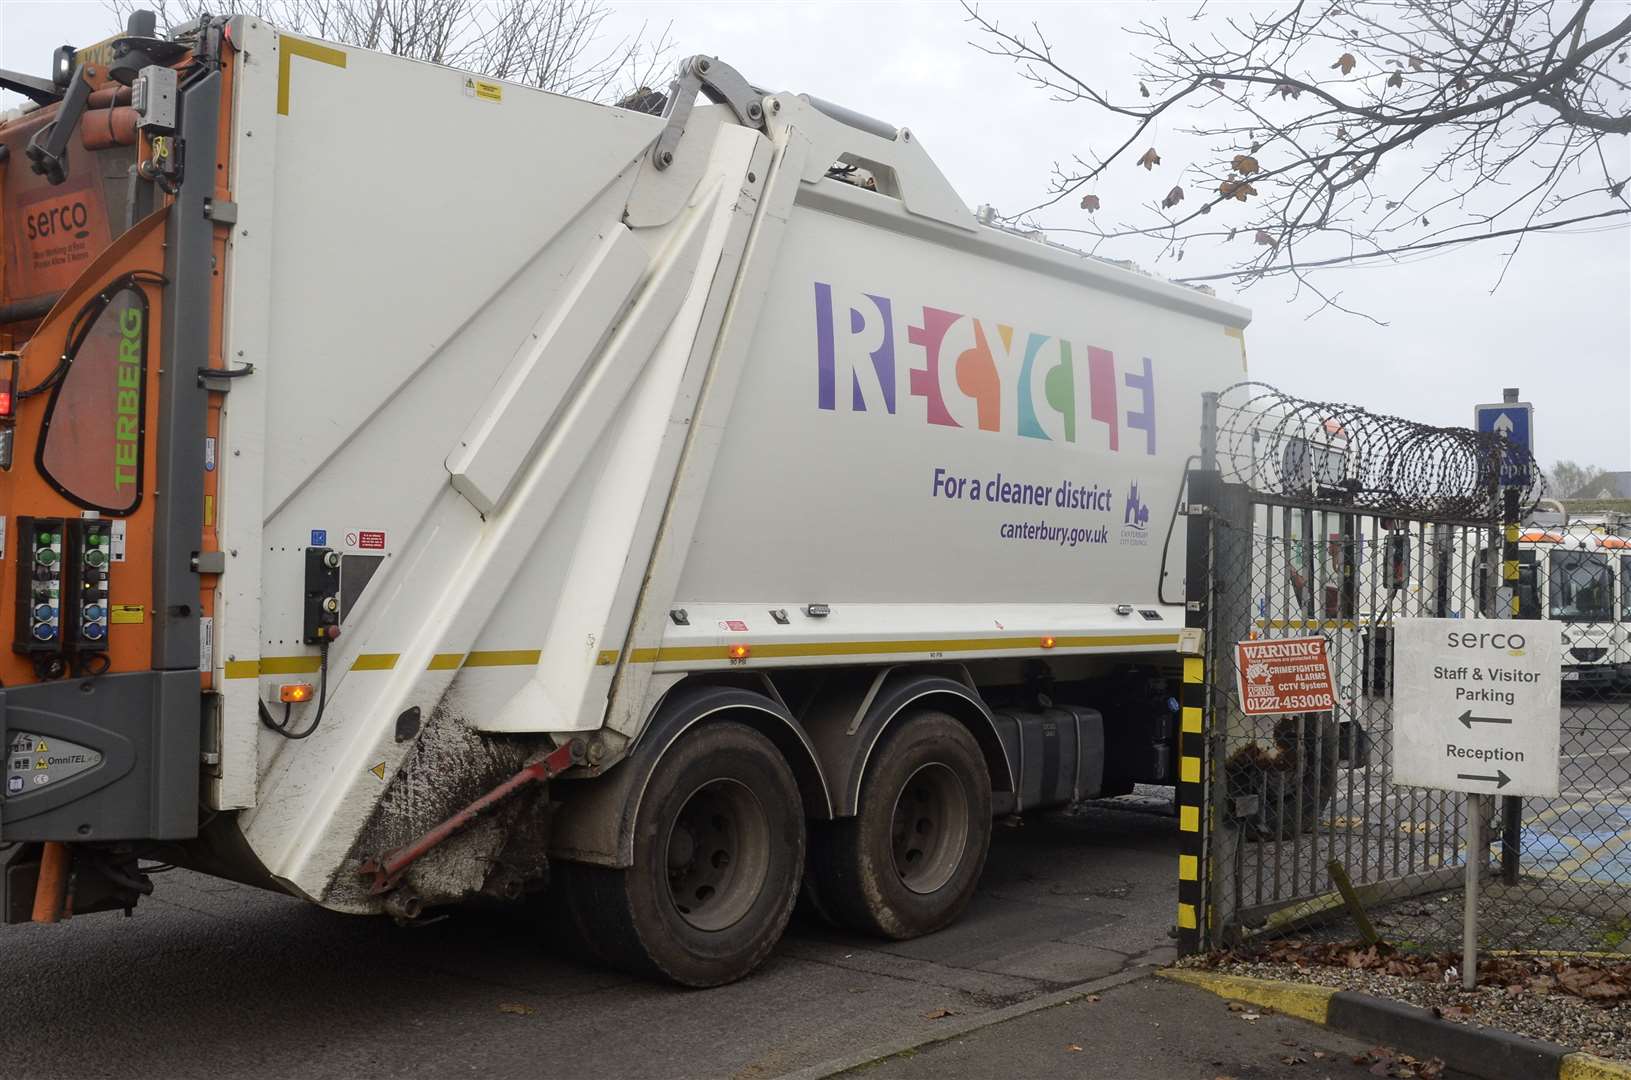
[556,721,805,987]
[806,710,992,939]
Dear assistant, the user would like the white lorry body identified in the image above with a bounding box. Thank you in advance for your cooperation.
[0,13,1247,983]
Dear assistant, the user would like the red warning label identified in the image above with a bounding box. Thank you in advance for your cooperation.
[1234,636,1337,716]
[357,531,386,550]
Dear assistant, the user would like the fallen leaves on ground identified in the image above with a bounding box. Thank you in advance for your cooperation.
[1066,1044,1083,1052]
[923,1007,955,1020]
[497,1002,537,1016]
[1206,940,1631,1004]
[1352,1046,1445,1078]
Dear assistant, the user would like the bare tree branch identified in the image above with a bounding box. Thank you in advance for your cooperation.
[966,0,1631,294]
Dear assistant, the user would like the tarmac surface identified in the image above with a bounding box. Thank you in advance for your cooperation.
[857,976,1478,1080]
[0,796,1185,1080]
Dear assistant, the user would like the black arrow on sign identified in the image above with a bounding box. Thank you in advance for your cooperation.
[1456,770,1512,789]
[1458,710,1512,729]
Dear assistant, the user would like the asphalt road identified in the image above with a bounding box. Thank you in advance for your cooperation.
[0,798,1181,1080]
[859,976,1479,1080]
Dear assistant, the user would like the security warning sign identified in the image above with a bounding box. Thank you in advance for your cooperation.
[1234,636,1337,717]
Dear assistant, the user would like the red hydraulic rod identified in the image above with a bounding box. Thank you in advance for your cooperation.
[359,739,582,895]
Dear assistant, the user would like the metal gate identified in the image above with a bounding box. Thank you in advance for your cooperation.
[1173,382,1604,955]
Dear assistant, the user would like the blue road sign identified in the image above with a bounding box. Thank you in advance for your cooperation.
[1474,401,1533,486]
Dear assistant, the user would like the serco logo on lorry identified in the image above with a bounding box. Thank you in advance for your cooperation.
[813,283,1157,454]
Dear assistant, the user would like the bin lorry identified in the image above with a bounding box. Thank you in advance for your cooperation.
[0,11,1249,985]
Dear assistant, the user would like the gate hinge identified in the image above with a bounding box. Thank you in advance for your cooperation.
[653,55,766,172]
[204,197,238,224]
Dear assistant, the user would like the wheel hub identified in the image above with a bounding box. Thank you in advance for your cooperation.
[664,778,770,932]
[890,761,971,895]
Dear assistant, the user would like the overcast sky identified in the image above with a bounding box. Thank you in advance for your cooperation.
[4,0,1627,471]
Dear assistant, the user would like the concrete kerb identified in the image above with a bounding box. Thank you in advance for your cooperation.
[1159,968,1631,1080]
[775,965,1157,1079]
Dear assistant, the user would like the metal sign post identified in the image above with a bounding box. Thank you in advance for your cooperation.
[1391,616,1562,988]
[1463,793,1482,989]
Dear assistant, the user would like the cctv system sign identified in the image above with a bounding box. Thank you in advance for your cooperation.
[1234,636,1337,717]
[1391,618,1561,797]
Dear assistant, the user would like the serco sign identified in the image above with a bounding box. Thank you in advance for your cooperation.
[1391,617,1561,797]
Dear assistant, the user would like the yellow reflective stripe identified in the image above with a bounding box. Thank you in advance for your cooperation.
[630,633,1181,664]
[1503,559,1519,581]
[225,650,541,677]
[1505,524,1521,543]
[231,632,1183,680]
[1182,706,1203,734]
[461,649,541,668]
[277,37,347,115]
[1183,656,1203,683]
[260,655,322,676]
[1181,756,1201,784]
[1180,805,1200,833]
[1177,902,1198,930]
[1179,854,1198,882]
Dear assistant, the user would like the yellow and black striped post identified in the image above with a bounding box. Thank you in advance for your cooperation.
[1176,429,1218,953]
[1176,653,1207,951]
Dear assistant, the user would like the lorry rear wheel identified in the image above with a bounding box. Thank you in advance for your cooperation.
[806,711,991,939]
[559,721,804,987]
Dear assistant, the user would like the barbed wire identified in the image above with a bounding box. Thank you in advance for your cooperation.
[1211,382,1545,523]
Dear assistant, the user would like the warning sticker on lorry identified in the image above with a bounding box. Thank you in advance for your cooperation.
[462,76,502,102]
[341,529,388,552]
[1234,636,1336,716]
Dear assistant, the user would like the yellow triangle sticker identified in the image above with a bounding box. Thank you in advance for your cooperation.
[34,741,48,753]
[369,762,386,781]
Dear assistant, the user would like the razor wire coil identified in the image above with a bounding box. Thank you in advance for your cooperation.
[1211,382,1546,522]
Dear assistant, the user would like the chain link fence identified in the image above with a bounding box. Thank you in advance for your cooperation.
[1187,384,1631,961]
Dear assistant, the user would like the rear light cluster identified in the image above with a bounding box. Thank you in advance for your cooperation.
[13,516,114,675]
[0,353,16,470]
